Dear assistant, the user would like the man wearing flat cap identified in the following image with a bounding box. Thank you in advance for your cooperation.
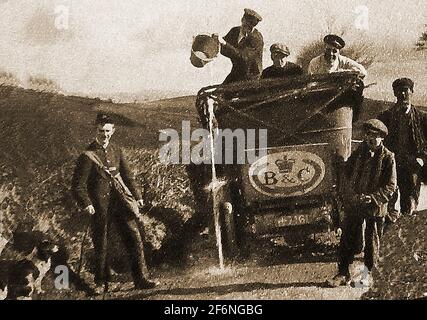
[261,43,304,80]
[328,119,396,288]
[377,78,427,217]
[72,113,158,293]
[308,34,367,78]
[217,8,264,84]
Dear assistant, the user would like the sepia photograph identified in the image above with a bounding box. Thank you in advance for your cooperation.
[0,0,426,305]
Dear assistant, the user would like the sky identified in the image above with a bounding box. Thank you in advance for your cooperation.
[0,0,426,98]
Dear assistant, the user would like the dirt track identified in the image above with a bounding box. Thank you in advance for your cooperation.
[96,234,369,301]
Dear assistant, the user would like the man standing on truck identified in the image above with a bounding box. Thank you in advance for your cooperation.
[261,43,304,80]
[217,8,264,84]
[327,119,397,288]
[308,34,367,78]
[377,78,427,217]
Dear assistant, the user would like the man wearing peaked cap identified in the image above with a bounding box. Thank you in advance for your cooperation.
[392,77,414,92]
[72,113,158,293]
[377,77,427,218]
[217,8,264,84]
[270,43,290,56]
[308,34,367,78]
[363,119,389,137]
[243,8,262,23]
[261,43,304,79]
[95,113,114,125]
[327,118,396,288]
[324,34,346,50]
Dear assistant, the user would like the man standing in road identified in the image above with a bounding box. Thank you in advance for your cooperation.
[308,34,367,78]
[72,113,158,293]
[378,78,427,217]
[217,8,264,84]
[328,119,397,288]
[261,43,304,80]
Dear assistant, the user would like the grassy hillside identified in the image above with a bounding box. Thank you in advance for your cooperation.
[0,85,201,271]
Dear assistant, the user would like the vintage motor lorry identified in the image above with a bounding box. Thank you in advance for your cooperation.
[191,72,364,259]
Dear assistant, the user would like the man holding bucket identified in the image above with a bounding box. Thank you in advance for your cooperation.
[217,8,264,84]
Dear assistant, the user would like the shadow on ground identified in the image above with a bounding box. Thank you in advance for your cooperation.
[123,280,330,300]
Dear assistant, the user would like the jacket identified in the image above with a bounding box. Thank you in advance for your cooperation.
[220,26,264,84]
[343,143,397,217]
[72,141,143,213]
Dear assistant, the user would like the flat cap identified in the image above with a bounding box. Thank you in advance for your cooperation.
[392,77,414,92]
[243,8,262,22]
[363,119,388,137]
[270,43,290,56]
[95,113,114,125]
[324,34,346,50]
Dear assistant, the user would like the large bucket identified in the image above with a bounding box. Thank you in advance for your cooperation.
[190,34,219,68]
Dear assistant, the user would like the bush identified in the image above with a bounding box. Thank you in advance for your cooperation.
[0,165,35,257]
[0,71,22,87]
[416,24,427,51]
[28,75,61,93]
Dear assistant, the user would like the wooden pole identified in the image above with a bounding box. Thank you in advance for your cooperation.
[207,98,224,270]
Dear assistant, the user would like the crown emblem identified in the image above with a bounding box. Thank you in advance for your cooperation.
[275,156,295,173]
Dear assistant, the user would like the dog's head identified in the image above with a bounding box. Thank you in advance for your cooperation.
[35,240,59,262]
[11,231,59,262]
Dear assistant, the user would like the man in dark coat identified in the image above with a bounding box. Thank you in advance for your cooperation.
[218,8,264,84]
[72,113,157,293]
[377,78,427,217]
[327,119,397,288]
[261,43,304,79]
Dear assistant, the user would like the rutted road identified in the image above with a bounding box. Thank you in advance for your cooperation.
[108,236,369,300]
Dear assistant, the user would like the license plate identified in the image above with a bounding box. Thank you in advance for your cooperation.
[276,213,316,227]
[251,212,319,234]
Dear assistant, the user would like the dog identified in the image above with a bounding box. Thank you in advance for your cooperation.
[0,237,57,299]
[0,231,95,299]
[25,239,59,294]
[2,259,40,300]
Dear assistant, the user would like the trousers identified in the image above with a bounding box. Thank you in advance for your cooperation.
[91,193,148,285]
[338,208,384,275]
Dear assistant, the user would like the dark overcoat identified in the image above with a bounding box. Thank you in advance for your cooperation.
[220,26,264,84]
[72,141,143,214]
[377,104,427,165]
[342,143,397,218]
